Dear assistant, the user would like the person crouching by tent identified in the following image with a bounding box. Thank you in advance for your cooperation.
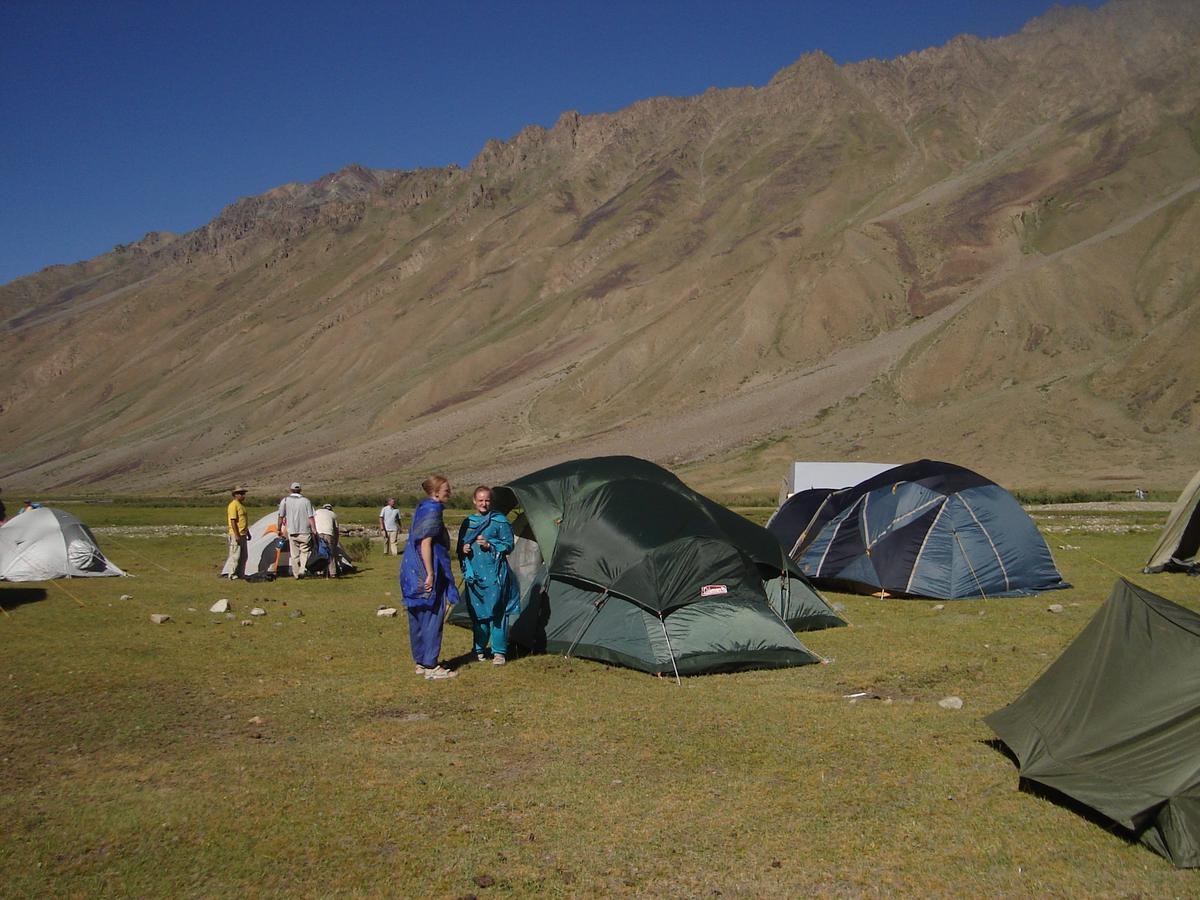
[457,485,519,666]
[400,475,459,680]
[277,482,317,580]
[224,486,251,579]
[314,503,340,578]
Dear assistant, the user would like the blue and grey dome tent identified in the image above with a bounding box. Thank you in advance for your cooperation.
[768,459,1069,600]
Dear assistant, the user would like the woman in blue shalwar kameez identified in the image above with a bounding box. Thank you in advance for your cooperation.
[400,475,460,680]
[457,486,519,665]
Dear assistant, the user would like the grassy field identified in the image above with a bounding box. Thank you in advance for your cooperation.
[1,505,1197,897]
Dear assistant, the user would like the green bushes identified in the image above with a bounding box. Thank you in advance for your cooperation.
[339,536,373,563]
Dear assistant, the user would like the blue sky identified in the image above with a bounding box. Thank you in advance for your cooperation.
[0,0,1104,285]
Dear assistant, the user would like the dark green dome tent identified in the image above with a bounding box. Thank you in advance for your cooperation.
[987,579,1200,867]
[1144,468,1200,574]
[768,459,1069,600]
[451,456,843,676]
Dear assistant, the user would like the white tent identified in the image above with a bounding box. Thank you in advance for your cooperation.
[223,512,356,579]
[0,507,127,581]
[777,461,897,504]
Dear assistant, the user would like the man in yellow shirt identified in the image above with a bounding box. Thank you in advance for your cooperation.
[224,486,250,579]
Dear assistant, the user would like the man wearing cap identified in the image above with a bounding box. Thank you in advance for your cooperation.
[277,482,318,579]
[225,487,250,580]
[379,498,403,556]
[314,502,340,578]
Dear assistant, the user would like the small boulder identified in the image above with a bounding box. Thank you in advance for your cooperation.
[377,607,399,618]
[150,614,171,625]
[240,619,253,626]
[938,696,964,710]
[288,610,304,619]
[932,604,945,611]
[1047,603,1064,614]
[120,594,133,601]
[250,607,266,617]
[210,598,231,613]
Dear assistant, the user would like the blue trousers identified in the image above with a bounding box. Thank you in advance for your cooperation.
[406,600,446,668]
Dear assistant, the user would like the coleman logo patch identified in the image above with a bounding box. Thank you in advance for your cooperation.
[700,584,728,597]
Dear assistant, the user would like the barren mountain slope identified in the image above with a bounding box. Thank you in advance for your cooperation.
[1,0,1198,496]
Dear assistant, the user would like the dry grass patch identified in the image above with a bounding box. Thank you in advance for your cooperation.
[1,506,1197,895]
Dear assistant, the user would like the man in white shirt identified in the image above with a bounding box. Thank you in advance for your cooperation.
[314,502,340,578]
[277,482,318,579]
[379,498,403,556]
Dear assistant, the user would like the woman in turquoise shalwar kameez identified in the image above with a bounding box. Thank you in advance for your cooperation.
[457,486,519,665]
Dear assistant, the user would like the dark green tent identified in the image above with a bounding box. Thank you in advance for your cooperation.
[986,579,1200,867]
[451,456,844,676]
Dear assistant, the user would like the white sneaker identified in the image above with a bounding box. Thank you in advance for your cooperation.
[475,653,487,662]
[415,665,427,675]
[492,655,506,666]
[423,666,457,680]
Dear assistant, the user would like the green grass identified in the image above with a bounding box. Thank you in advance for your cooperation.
[1,507,1197,896]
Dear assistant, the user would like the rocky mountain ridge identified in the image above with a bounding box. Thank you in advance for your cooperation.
[2,0,1198,497]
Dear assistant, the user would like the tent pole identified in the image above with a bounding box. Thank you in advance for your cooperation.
[780,548,790,620]
[565,589,608,658]
[657,613,682,685]
[953,531,988,600]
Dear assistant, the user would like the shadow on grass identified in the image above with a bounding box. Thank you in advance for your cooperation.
[0,587,50,611]
[444,649,491,670]
[982,738,1144,851]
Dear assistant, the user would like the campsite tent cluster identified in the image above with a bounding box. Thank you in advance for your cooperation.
[5,457,1200,867]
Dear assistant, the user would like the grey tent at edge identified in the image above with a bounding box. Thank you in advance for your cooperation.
[0,507,127,581]
[986,578,1200,867]
[1144,468,1200,574]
